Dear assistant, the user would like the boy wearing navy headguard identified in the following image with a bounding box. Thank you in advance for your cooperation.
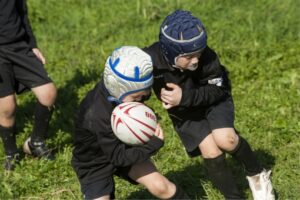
[144,10,275,200]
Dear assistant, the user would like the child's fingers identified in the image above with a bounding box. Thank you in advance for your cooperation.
[154,124,164,140]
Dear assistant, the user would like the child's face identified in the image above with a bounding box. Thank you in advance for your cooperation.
[175,52,201,71]
[123,89,151,102]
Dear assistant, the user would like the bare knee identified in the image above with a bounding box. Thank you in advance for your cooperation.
[43,88,57,106]
[40,84,57,106]
[199,134,223,159]
[213,128,239,151]
[147,177,175,199]
[32,83,57,106]
[0,104,16,119]
[0,96,16,125]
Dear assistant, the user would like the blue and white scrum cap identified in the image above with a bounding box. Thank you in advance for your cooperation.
[159,10,207,65]
[103,46,153,103]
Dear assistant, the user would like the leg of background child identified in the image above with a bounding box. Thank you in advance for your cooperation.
[31,83,56,143]
[23,83,56,160]
[0,95,20,170]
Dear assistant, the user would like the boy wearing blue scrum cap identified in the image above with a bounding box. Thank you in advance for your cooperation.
[71,46,189,200]
[144,10,275,200]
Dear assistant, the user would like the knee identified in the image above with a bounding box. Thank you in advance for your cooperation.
[47,86,57,105]
[37,85,57,106]
[224,132,239,150]
[148,178,174,198]
[44,85,57,105]
[213,128,239,151]
[199,137,223,159]
[0,101,16,119]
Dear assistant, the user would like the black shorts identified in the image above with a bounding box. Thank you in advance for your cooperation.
[174,97,235,157]
[81,177,116,200]
[80,166,137,199]
[0,41,52,97]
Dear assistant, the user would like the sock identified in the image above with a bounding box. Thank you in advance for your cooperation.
[230,136,263,176]
[204,154,243,199]
[31,101,54,144]
[0,125,18,155]
[168,185,190,200]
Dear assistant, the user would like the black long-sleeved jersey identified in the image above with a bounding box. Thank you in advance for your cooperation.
[143,42,231,123]
[0,0,37,48]
[71,79,163,185]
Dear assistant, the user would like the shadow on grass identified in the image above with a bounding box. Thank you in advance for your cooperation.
[254,149,276,169]
[49,69,100,147]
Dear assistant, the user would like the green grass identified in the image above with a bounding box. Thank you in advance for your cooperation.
[1,0,299,199]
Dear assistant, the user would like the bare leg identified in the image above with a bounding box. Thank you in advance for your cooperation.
[0,95,18,155]
[31,83,57,142]
[128,160,176,199]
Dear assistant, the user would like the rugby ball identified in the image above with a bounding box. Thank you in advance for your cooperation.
[111,102,157,145]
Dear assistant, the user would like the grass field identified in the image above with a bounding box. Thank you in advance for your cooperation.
[0,0,299,199]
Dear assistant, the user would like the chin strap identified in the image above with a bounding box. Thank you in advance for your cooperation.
[107,96,122,105]
[103,80,122,105]
[172,64,184,72]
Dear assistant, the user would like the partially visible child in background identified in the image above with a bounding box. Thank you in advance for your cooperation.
[0,0,57,171]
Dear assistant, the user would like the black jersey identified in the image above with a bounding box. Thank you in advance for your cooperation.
[0,0,37,47]
[71,79,163,185]
[143,42,231,123]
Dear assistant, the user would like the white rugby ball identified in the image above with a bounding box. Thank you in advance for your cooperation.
[111,102,157,145]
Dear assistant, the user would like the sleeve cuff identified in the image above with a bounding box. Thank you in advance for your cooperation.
[179,88,193,107]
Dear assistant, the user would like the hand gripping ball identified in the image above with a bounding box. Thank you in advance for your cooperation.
[111,102,157,145]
